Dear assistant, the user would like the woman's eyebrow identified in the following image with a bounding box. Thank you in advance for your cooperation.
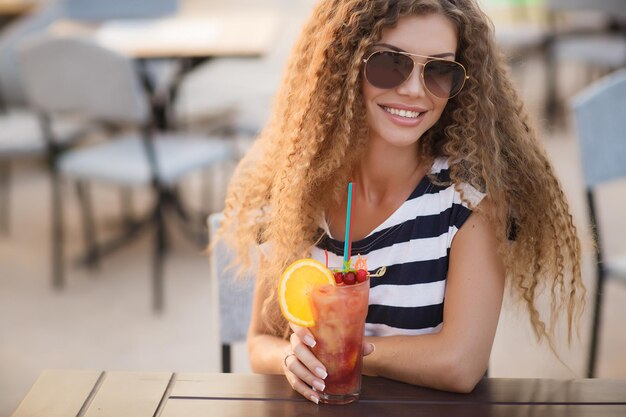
[373,42,455,58]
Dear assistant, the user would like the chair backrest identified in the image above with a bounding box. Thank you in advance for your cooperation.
[61,0,179,21]
[208,212,255,346]
[0,3,63,108]
[572,69,626,189]
[18,35,150,125]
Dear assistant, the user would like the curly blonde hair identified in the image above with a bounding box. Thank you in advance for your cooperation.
[219,0,585,346]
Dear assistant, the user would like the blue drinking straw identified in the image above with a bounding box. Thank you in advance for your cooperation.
[343,182,353,271]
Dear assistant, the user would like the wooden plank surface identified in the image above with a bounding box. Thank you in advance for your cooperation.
[467,378,626,405]
[82,371,172,417]
[13,371,626,417]
[11,370,102,417]
[363,376,626,404]
[172,373,298,400]
[161,399,626,417]
[172,374,626,404]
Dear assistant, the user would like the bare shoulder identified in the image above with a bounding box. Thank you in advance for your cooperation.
[454,197,498,242]
[449,197,504,288]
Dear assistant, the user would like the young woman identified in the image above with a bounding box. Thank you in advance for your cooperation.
[219,0,585,403]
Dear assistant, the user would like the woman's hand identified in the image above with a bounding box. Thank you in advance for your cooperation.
[283,323,375,404]
[283,323,326,404]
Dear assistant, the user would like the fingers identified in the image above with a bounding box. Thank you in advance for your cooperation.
[363,342,376,356]
[288,323,327,380]
[283,349,324,404]
[284,351,325,392]
[290,333,327,379]
[283,329,327,404]
[284,364,321,404]
[289,322,316,348]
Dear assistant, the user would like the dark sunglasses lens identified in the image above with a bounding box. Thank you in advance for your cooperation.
[365,51,413,89]
[423,60,466,98]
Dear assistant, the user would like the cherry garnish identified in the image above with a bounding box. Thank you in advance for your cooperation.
[356,269,368,283]
[344,271,356,285]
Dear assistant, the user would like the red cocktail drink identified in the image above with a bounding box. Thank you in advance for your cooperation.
[310,279,369,404]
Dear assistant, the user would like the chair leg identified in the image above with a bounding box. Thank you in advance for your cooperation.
[586,190,605,378]
[587,262,605,378]
[152,196,167,312]
[51,170,65,289]
[0,161,9,235]
[221,344,232,373]
[76,181,99,269]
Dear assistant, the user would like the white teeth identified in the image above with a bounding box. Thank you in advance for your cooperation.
[382,106,421,118]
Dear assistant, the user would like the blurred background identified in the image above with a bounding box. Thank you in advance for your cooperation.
[1,0,625,415]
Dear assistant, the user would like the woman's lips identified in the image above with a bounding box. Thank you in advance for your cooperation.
[379,104,426,127]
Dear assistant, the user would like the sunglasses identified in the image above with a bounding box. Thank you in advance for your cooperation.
[363,50,469,99]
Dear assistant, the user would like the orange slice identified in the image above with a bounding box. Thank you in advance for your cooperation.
[278,258,335,327]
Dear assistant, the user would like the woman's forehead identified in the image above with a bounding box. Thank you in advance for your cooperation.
[378,14,458,57]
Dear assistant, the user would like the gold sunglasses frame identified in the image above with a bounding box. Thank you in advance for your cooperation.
[362,50,470,99]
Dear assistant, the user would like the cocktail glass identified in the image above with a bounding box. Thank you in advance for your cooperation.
[310,279,369,405]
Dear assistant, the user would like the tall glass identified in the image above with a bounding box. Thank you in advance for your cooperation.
[310,280,369,405]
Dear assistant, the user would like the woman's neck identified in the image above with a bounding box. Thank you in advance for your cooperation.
[354,136,427,205]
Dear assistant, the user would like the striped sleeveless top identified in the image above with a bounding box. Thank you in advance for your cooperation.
[310,158,485,337]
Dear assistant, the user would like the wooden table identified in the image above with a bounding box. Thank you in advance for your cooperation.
[11,371,626,417]
[51,11,280,59]
[50,10,280,131]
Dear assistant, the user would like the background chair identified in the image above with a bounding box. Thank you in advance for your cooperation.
[19,35,234,310]
[208,212,254,373]
[0,2,93,235]
[571,68,626,378]
[0,112,90,235]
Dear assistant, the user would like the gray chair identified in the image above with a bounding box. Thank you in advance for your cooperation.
[18,35,235,310]
[571,68,626,378]
[0,111,90,234]
[208,212,254,373]
[0,2,92,235]
[0,2,62,108]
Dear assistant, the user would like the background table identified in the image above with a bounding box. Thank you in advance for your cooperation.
[50,11,280,59]
[10,371,626,417]
[50,10,280,130]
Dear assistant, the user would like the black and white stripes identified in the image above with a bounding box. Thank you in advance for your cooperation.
[312,158,484,337]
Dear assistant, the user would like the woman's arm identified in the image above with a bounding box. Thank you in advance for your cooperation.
[247,257,290,374]
[363,203,505,393]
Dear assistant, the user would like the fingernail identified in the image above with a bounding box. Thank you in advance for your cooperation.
[303,335,316,348]
[369,343,376,353]
[310,395,319,404]
[313,380,325,391]
[315,367,327,379]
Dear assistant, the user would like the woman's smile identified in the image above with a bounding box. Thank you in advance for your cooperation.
[379,103,427,127]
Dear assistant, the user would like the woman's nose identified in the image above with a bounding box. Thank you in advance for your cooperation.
[396,63,427,97]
